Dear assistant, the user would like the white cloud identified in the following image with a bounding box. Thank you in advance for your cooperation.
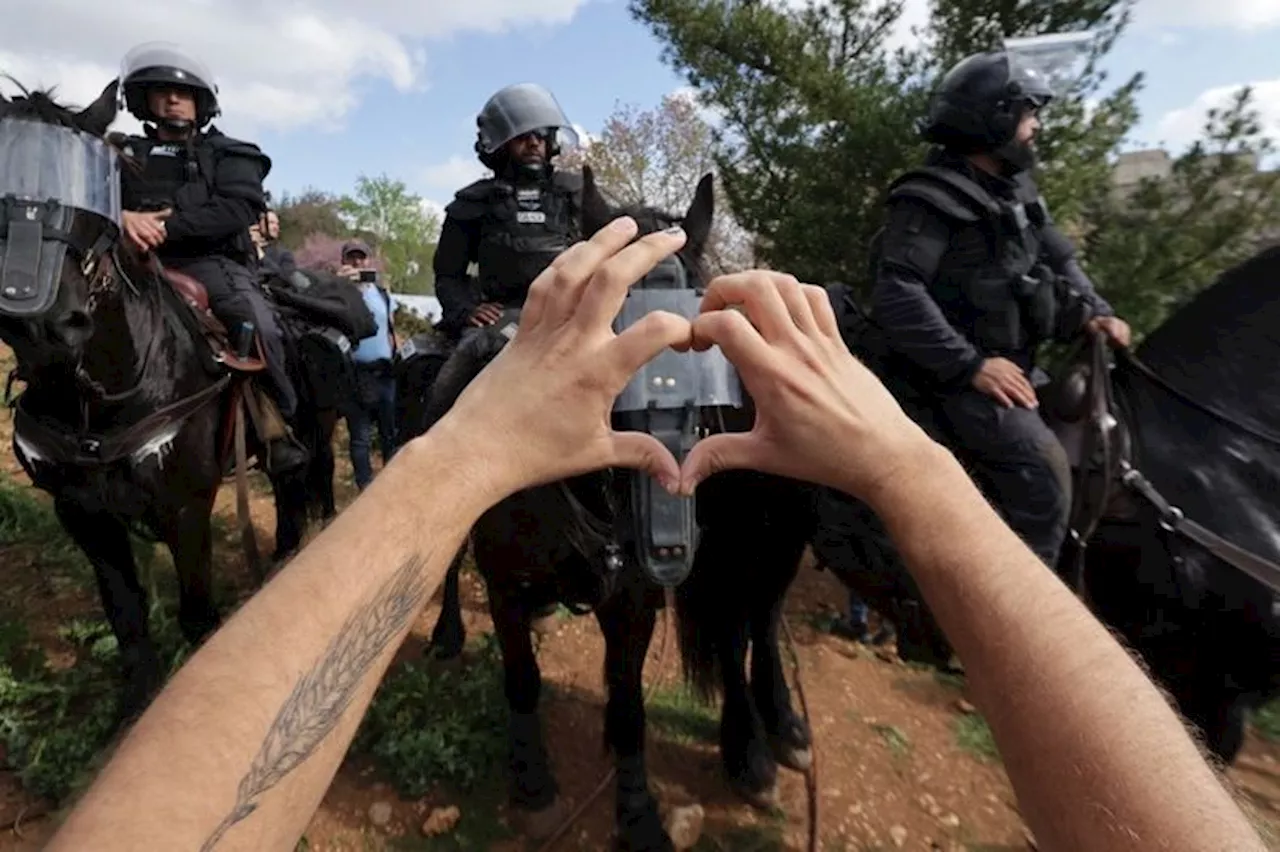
[0,0,589,134]
[1155,79,1280,151]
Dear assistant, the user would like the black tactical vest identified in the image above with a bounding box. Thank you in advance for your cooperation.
[119,139,195,213]
[454,172,581,306]
[884,165,1056,355]
[119,133,257,265]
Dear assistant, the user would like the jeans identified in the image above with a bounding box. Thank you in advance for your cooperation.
[348,369,398,490]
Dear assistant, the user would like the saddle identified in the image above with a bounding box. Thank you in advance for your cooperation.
[154,258,266,374]
[1040,332,1134,584]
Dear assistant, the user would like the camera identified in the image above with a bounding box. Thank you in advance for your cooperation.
[359,269,378,284]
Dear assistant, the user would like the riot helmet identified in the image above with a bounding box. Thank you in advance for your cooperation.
[920,50,1054,174]
[474,83,578,178]
[120,42,220,134]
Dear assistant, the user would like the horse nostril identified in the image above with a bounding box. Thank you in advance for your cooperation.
[51,310,93,346]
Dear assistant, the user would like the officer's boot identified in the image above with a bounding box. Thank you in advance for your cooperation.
[246,384,309,475]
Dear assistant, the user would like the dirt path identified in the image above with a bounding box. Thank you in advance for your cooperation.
[1,342,1279,850]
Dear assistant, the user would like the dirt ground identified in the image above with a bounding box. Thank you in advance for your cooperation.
[1,340,1279,851]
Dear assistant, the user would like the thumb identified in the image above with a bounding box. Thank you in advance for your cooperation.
[679,432,759,495]
[607,431,682,493]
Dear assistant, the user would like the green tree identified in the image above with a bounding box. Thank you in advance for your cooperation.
[560,93,756,274]
[339,174,441,295]
[630,0,1280,341]
[273,188,347,249]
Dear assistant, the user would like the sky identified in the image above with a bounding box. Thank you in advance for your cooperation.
[1,0,1278,217]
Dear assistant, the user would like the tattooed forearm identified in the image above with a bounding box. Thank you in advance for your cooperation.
[200,554,432,851]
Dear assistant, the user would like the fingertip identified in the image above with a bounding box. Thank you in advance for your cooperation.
[608,215,638,235]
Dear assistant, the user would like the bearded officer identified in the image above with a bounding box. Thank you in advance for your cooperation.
[115,41,306,473]
[433,83,582,342]
[870,48,1132,566]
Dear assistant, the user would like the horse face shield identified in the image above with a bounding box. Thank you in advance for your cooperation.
[0,118,121,321]
[613,261,744,587]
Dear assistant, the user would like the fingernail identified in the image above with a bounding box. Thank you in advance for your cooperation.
[659,475,679,495]
[610,216,635,232]
[664,224,685,236]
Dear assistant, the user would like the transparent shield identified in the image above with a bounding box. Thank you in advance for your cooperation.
[1003,31,1097,98]
[0,119,121,221]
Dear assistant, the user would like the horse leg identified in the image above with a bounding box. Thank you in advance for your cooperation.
[159,502,221,646]
[312,409,338,521]
[747,539,812,772]
[490,590,563,838]
[596,588,672,852]
[690,525,778,808]
[428,547,468,659]
[269,468,309,563]
[54,499,162,720]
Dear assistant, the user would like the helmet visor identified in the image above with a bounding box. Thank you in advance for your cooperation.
[1003,31,1096,104]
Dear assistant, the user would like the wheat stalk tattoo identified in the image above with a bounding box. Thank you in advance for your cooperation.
[201,555,430,851]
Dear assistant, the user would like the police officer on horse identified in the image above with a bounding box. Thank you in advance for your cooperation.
[115,41,306,473]
[433,83,582,341]
[870,48,1131,566]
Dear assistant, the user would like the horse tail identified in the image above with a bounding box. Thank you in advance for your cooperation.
[674,538,727,703]
[673,471,759,704]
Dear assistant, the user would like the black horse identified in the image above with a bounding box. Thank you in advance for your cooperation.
[414,166,815,849]
[0,82,325,720]
[1063,245,1280,761]
[819,244,1280,763]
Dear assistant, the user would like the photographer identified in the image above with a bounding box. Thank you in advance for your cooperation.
[338,240,399,490]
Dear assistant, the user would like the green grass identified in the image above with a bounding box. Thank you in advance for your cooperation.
[647,682,719,745]
[871,722,912,760]
[953,713,1001,763]
[355,633,510,797]
[1252,699,1280,742]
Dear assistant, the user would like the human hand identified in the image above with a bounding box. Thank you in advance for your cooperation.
[430,217,692,499]
[1088,315,1132,348]
[121,210,168,253]
[972,357,1038,409]
[677,271,936,501]
[337,264,362,281]
[469,303,504,326]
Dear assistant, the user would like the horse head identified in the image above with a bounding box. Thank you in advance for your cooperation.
[580,163,715,280]
[0,80,122,372]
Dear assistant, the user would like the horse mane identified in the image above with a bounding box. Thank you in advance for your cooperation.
[0,80,82,128]
[1133,243,1280,432]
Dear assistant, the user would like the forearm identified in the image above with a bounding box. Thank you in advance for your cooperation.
[864,445,1263,851]
[46,433,493,852]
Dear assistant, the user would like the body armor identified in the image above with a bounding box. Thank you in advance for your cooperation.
[446,171,581,305]
[118,132,264,265]
[884,164,1059,355]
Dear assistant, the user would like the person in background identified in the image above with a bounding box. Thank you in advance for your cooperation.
[338,239,398,490]
[252,207,296,279]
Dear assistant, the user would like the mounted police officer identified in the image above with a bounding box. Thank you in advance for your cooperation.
[433,83,582,341]
[115,41,306,474]
[870,48,1131,567]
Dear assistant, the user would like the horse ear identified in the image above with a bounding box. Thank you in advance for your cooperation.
[580,163,614,238]
[682,172,715,259]
[76,80,119,137]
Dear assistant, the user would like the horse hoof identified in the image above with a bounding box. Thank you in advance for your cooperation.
[726,775,778,811]
[516,796,569,840]
[770,739,813,773]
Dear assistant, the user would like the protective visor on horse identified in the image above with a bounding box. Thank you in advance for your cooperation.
[612,260,743,587]
[0,118,121,317]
